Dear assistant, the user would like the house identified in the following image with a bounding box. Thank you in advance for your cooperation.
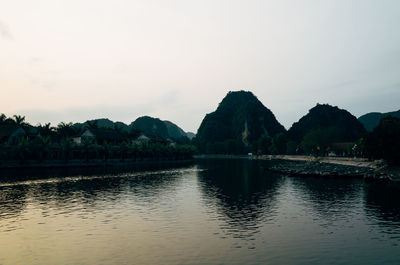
[25,125,40,140]
[167,138,176,147]
[328,142,355,156]
[132,134,150,145]
[0,124,26,144]
[72,136,82,145]
[79,128,125,145]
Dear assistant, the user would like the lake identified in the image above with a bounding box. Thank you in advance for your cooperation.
[1,159,400,265]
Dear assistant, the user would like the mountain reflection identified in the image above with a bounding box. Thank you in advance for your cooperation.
[288,177,363,220]
[364,183,400,234]
[197,159,283,238]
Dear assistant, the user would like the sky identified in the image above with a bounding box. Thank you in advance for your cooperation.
[1,0,399,132]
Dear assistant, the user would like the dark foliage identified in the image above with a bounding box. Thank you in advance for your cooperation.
[359,110,400,132]
[0,140,196,164]
[288,104,366,152]
[364,116,400,165]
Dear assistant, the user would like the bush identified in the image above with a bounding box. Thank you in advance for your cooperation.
[364,116,400,165]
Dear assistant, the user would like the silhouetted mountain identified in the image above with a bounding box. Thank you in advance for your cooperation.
[359,110,400,132]
[77,118,130,132]
[130,116,189,141]
[89,118,115,128]
[195,91,285,153]
[288,104,366,143]
[130,116,169,138]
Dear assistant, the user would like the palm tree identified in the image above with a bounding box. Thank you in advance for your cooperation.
[38,123,55,137]
[60,137,74,163]
[130,143,139,161]
[13,115,26,125]
[0,113,6,123]
[31,135,51,162]
[0,142,9,162]
[101,141,112,162]
[81,137,94,163]
[56,122,76,139]
[119,141,128,161]
[14,137,30,164]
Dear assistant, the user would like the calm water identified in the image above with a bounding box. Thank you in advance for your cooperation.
[1,159,400,265]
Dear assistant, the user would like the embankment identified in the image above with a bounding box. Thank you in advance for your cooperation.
[0,158,194,170]
[195,154,399,181]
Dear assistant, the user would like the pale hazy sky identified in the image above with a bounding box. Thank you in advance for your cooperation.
[1,0,399,132]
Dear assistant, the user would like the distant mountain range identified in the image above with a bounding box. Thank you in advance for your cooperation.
[78,117,194,141]
[75,106,400,146]
[358,110,400,132]
[194,91,370,154]
[4,90,396,155]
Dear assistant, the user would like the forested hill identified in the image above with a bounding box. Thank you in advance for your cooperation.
[288,104,366,143]
[359,110,400,132]
[130,116,169,138]
[76,118,130,132]
[72,116,190,142]
[130,116,189,141]
[195,91,285,153]
[164,120,187,139]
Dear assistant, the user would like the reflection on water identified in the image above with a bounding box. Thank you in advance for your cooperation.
[1,159,400,265]
[197,159,283,239]
[289,177,363,220]
[364,183,400,236]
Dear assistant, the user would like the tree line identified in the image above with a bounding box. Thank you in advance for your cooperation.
[0,114,196,165]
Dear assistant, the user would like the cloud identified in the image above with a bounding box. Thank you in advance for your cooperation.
[0,19,13,40]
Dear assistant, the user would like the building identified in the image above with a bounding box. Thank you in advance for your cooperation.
[328,142,355,156]
[79,128,125,145]
[132,134,150,145]
[0,124,26,144]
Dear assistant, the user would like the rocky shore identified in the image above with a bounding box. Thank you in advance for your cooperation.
[263,157,398,182]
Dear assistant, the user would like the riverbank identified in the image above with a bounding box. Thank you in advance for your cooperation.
[261,155,400,181]
[0,158,194,170]
[194,154,399,181]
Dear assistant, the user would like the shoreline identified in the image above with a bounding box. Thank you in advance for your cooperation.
[195,154,381,168]
[0,158,194,170]
[194,154,399,181]
[1,154,398,181]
